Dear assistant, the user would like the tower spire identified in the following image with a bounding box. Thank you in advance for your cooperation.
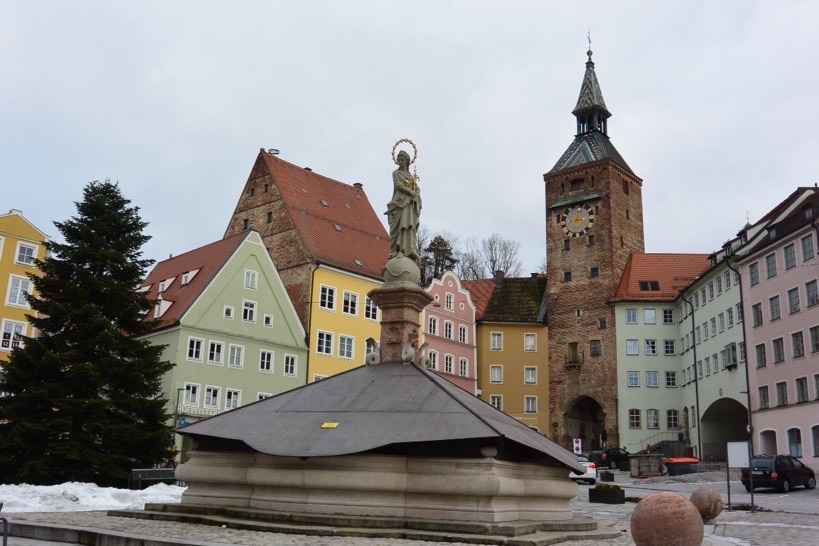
[572,48,611,136]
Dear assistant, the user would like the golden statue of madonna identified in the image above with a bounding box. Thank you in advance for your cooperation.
[386,139,422,267]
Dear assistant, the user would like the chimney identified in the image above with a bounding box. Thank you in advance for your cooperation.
[494,270,505,285]
[354,183,363,190]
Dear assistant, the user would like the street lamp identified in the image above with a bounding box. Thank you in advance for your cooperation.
[174,387,185,428]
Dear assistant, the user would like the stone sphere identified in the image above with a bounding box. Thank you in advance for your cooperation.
[631,492,704,546]
[383,255,421,285]
[690,487,724,520]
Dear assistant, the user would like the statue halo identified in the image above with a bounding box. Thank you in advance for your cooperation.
[391,138,418,165]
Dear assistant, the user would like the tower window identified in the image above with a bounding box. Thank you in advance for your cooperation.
[563,239,571,250]
[570,178,584,191]
[242,219,249,230]
[590,266,600,278]
[588,235,596,246]
[626,209,630,220]
[563,271,572,282]
[249,187,255,196]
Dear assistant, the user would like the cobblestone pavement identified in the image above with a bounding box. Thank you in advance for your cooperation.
[8,473,819,546]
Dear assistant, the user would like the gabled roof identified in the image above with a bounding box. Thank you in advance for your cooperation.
[176,361,583,472]
[742,188,819,255]
[0,209,50,242]
[611,253,711,303]
[476,273,548,324]
[549,131,634,175]
[140,231,251,331]
[461,279,495,320]
[259,151,390,279]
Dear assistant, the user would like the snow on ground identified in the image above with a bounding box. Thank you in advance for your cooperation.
[0,482,185,513]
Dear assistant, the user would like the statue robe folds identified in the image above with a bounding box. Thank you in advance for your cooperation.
[386,168,421,266]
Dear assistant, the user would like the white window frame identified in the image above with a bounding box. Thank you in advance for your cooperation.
[259,349,273,373]
[204,386,221,409]
[665,371,678,388]
[257,392,273,401]
[459,358,468,377]
[627,371,640,387]
[15,242,37,266]
[625,309,637,324]
[524,366,537,384]
[459,325,468,344]
[263,314,274,327]
[187,337,204,362]
[228,344,244,368]
[490,332,503,351]
[647,409,660,429]
[364,297,378,321]
[444,321,454,340]
[225,389,241,410]
[444,354,454,374]
[524,396,537,414]
[339,334,354,360]
[284,354,297,376]
[183,383,200,406]
[428,350,438,370]
[244,269,258,290]
[428,316,439,336]
[445,293,454,311]
[490,395,502,410]
[6,275,32,308]
[208,341,224,365]
[242,300,257,323]
[0,319,26,351]
[490,365,503,384]
[646,371,659,388]
[645,339,657,356]
[223,305,235,320]
[319,285,336,311]
[317,331,333,356]
[626,339,639,355]
[524,333,537,352]
[342,291,359,317]
[644,309,656,324]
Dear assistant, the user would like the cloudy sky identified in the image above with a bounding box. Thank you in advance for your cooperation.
[3,1,818,275]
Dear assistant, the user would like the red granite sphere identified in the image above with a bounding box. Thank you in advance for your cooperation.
[631,492,704,546]
[690,487,724,520]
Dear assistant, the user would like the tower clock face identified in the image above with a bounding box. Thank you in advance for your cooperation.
[561,204,594,237]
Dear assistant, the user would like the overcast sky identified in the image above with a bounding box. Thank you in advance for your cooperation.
[3,1,818,276]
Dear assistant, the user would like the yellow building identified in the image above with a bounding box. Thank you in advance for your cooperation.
[0,210,48,363]
[308,265,382,380]
[465,272,550,433]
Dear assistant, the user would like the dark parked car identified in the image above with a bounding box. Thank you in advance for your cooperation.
[740,455,816,493]
[588,447,630,469]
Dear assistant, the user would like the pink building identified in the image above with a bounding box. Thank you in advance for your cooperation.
[739,187,819,472]
[422,271,478,394]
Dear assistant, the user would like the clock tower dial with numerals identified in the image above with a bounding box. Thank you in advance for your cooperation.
[544,50,645,451]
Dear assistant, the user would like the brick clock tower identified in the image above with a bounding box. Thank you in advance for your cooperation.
[545,50,645,450]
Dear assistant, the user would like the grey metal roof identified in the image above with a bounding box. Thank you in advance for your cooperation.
[177,361,583,472]
[548,131,634,175]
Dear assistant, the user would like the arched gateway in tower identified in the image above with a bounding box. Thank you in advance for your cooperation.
[545,50,645,450]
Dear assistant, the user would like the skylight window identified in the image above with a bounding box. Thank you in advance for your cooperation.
[639,281,660,291]
[335,225,342,232]
[321,200,329,207]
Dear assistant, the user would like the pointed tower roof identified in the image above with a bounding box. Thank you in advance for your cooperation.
[572,49,610,117]
[549,50,634,175]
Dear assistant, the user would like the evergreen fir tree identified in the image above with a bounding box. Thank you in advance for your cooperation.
[0,180,173,486]
[421,235,458,284]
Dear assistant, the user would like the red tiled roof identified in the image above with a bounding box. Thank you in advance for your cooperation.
[461,279,495,320]
[611,253,711,302]
[140,231,251,331]
[261,152,390,280]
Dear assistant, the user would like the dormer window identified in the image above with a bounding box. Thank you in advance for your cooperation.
[639,281,660,291]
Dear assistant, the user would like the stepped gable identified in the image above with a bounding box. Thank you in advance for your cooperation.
[261,152,390,279]
[481,273,548,324]
[611,253,711,303]
[140,231,250,331]
[176,360,583,471]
